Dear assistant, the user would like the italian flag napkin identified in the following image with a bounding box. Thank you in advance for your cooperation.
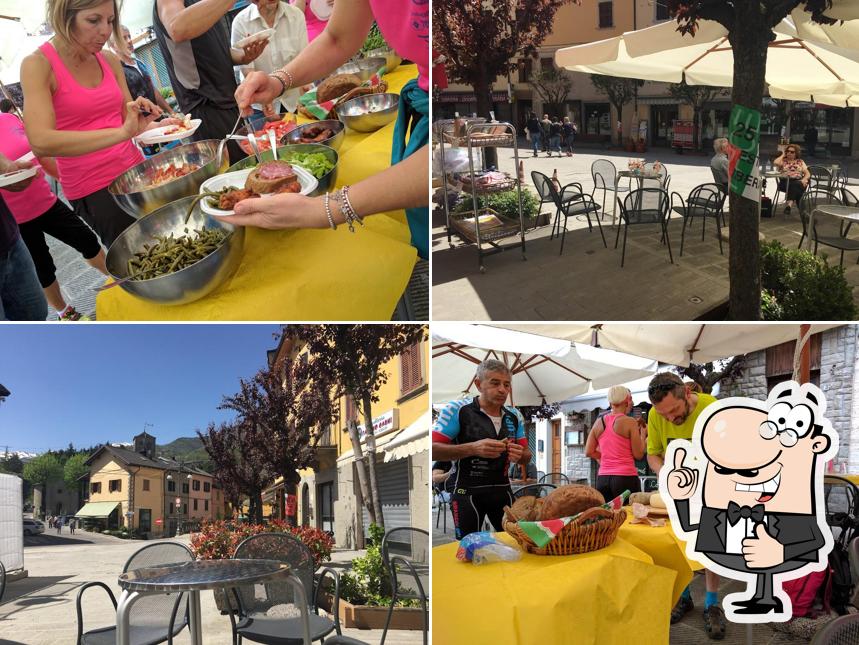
[517,490,630,548]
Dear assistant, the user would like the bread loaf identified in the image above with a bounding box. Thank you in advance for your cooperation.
[317,74,362,103]
[537,484,605,520]
[510,496,539,521]
[629,492,652,506]
[650,493,667,509]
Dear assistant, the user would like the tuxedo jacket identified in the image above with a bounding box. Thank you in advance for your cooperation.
[674,499,825,563]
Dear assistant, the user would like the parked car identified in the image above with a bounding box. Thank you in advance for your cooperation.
[23,518,45,536]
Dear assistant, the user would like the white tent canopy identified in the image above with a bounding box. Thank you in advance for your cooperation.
[496,324,841,367]
[555,16,859,99]
[432,324,658,405]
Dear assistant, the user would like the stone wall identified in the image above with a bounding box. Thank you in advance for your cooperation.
[720,350,767,400]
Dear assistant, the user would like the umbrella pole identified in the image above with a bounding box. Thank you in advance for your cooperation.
[791,324,812,384]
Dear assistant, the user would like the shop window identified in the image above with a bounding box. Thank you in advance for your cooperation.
[598,1,613,28]
[91,482,102,494]
[203,482,211,492]
[655,1,670,21]
[109,479,121,493]
[400,342,423,395]
[142,479,150,492]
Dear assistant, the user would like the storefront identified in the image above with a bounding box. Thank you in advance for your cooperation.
[582,102,612,142]
[434,90,514,122]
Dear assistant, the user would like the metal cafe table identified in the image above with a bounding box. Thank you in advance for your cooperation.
[116,558,311,645]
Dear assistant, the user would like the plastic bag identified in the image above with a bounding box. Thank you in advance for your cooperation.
[456,532,522,565]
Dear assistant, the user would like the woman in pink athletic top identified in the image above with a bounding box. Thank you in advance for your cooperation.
[585,385,647,501]
[291,0,332,42]
[20,0,171,248]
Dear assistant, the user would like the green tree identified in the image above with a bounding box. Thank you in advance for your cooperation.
[23,453,62,516]
[666,81,729,150]
[590,75,643,144]
[0,453,23,475]
[63,453,89,508]
[529,67,573,118]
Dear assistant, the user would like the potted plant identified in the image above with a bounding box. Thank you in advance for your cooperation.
[625,137,636,152]
[451,189,542,226]
[318,524,424,631]
[635,137,647,153]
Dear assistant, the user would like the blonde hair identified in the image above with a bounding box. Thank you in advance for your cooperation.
[47,0,123,50]
[109,23,130,57]
[607,385,631,406]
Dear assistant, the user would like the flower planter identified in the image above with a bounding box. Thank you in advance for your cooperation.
[635,142,647,153]
[319,595,425,631]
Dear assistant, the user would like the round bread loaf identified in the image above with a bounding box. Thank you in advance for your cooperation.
[629,492,652,506]
[317,73,362,103]
[537,484,605,520]
[650,492,667,509]
[510,496,539,521]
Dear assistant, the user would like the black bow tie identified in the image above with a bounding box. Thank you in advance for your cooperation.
[727,501,765,526]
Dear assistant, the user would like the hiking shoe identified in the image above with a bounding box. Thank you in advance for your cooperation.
[58,306,90,321]
[671,595,694,624]
[703,605,726,640]
[785,205,791,215]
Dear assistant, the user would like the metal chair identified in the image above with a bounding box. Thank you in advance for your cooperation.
[530,170,557,228]
[538,473,570,486]
[808,164,835,191]
[799,188,845,250]
[433,485,451,534]
[229,533,341,645]
[803,190,859,266]
[810,613,859,644]
[615,187,673,268]
[76,542,192,645]
[823,476,859,541]
[591,159,630,222]
[544,178,606,255]
[644,162,671,191]
[535,470,546,482]
[671,182,727,256]
[513,483,557,500]
[380,527,428,645]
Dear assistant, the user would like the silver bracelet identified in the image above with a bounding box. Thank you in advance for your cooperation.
[268,73,287,95]
[283,69,294,90]
[323,192,337,229]
[340,185,364,230]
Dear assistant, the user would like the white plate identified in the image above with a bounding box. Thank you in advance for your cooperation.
[0,166,38,189]
[235,28,275,48]
[199,165,318,216]
[135,119,202,145]
[15,151,35,163]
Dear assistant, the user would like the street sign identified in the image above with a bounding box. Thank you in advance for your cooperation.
[286,494,297,516]
[155,518,163,525]
[175,497,181,505]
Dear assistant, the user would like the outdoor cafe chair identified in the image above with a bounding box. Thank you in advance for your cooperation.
[615,187,674,268]
[229,532,341,645]
[591,159,631,222]
[433,484,451,533]
[800,189,859,266]
[539,472,570,486]
[810,612,859,645]
[671,182,727,257]
[799,188,845,250]
[808,164,835,192]
[532,171,605,253]
[643,162,671,191]
[513,483,557,500]
[531,170,559,229]
[380,527,429,645]
[823,476,859,543]
[75,542,193,645]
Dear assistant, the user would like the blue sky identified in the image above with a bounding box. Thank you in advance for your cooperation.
[0,325,282,454]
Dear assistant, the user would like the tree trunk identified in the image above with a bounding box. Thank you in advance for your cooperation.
[727,5,768,320]
[345,417,376,528]
[362,393,385,531]
[614,102,623,145]
[473,67,497,168]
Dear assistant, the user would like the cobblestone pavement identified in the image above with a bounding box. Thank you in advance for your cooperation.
[432,143,859,321]
[0,533,423,645]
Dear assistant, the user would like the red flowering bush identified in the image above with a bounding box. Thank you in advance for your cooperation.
[190,519,334,567]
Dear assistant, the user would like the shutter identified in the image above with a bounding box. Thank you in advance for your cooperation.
[400,343,421,394]
[361,458,411,538]
[766,334,822,377]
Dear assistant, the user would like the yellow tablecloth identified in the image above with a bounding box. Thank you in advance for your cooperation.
[618,508,702,605]
[841,474,859,487]
[432,533,676,645]
[96,65,420,320]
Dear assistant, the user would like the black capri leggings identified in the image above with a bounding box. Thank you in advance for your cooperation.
[595,474,641,503]
[778,177,807,204]
[18,199,102,288]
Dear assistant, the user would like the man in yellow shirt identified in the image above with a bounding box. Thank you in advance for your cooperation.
[647,372,725,641]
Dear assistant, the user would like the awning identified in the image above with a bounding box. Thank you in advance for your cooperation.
[75,501,120,518]
[384,411,430,463]
[337,427,404,464]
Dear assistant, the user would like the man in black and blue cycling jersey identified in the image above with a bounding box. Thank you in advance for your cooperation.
[432,359,531,539]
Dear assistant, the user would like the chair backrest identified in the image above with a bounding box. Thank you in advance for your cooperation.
[807,165,834,190]
[809,612,859,645]
[620,188,670,224]
[643,163,669,189]
[849,534,859,588]
[539,472,570,486]
[122,542,193,632]
[531,170,555,205]
[512,483,556,500]
[233,532,317,613]
[592,159,617,190]
[801,189,845,237]
[823,476,859,546]
[841,187,859,208]
[380,527,429,602]
[686,183,726,217]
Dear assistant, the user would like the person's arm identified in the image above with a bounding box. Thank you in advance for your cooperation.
[505,409,531,466]
[432,440,505,461]
[21,53,159,157]
[802,161,811,186]
[103,50,173,132]
[35,155,59,179]
[584,418,602,462]
[626,418,646,461]
[235,0,375,113]
[222,143,428,228]
[646,415,664,474]
[773,151,785,168]
[157,0,236,42]
[0,153,36,191]
[431,469,450,485]
[292,0,307,11]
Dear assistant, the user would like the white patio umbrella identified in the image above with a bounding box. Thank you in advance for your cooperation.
[432,323,658,405]
[555,16,859,97]
[495,324,841,367]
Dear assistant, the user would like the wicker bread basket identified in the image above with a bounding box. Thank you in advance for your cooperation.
[503,505,626,556]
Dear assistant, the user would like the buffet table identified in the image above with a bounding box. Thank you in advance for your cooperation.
[432,532,677,645]
[96,65,420,320]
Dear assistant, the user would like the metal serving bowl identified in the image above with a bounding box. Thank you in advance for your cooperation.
[337,93,399,133]
[334,57,386,81]
[227,142,339,196]
[281,120,345,151]
[108,139,229,218]
[105,195,245,305]
[364,48,401,73]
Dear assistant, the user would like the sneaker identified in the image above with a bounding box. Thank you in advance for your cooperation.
[58,306,90,321]
[703,605,726,640]
[785,205,791,215]
[671,595,694,624]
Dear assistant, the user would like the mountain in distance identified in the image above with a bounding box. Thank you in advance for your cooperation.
[156,436,213,471]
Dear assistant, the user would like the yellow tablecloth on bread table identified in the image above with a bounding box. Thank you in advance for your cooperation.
[432,532,676,645]
[96,65,420,320]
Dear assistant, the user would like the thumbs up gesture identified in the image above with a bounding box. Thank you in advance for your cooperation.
[667,447,698,500]
[742,522,784,569]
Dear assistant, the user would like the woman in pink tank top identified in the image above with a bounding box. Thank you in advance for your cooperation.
[291,0,332,42]
[585,385,647,502]
[20,0,169,248]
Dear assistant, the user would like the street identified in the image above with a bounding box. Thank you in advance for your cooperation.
[1,530,424,645]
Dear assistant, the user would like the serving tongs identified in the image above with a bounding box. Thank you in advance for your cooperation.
[244,115,264,164]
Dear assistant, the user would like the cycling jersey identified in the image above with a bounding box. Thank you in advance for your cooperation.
[432,397,527,493]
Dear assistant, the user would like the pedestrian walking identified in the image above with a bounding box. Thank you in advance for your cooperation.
[548,117,563,157]
[525,112,542,157]
[55,516,63,535]
[562,117,576,157]
[69,517,76,534]
[540,114,551,153]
